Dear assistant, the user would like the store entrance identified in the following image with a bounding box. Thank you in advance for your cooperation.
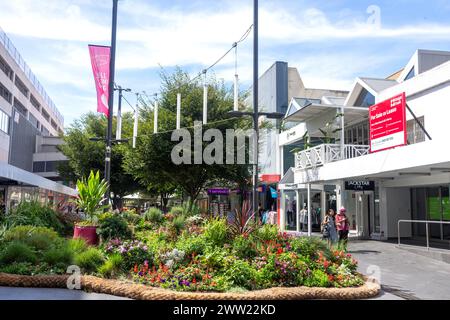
[355,192,372,239]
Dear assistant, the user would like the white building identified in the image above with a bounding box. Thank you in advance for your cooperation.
[0,27,76,213]
[278,49,450,244]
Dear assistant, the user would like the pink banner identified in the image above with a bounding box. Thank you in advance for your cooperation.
[88,45,111,117]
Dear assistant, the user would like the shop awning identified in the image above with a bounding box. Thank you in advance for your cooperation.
[260,174,281,184]
[284,103,368,125]
[0,162,77,196]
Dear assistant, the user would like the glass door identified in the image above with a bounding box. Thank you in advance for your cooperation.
[426,186,450,240]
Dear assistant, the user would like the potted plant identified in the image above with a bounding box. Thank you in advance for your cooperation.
[72,170,109,245]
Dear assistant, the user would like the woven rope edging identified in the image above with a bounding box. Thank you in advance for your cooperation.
[0,273,380,300]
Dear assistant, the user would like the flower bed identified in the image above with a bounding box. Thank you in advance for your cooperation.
[0,203,372,298]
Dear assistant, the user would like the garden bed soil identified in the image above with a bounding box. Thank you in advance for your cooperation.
[0,272,380,300]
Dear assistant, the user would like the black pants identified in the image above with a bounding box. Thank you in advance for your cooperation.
[338,230,349,248]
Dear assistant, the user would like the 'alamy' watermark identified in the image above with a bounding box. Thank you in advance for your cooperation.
[66,265,81,290]
[171,121,257,165]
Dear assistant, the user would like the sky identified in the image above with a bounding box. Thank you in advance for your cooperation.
[1,0,450,127]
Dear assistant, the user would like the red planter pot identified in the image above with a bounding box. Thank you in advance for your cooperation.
[73,225,98,245]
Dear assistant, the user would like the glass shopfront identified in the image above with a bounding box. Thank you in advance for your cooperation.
[411,186,450,240]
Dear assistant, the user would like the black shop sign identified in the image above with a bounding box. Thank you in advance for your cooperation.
[345,180,375,191]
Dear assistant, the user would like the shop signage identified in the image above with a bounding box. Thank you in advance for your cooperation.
[345,181,375,191]
[369,92,407,153]
[207,188,229,195]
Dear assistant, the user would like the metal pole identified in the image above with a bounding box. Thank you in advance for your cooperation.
[116,87,123,140]
[176,93,181,130]
[426,221,429,250]
[203,71,208,125]
[153,98,158,134]
[307,183,312,236]
[252,0,259,218]
[234,74,239,111]
[104,0,118,204]
[340,105,345,159]
[133,93,139,148]
[398,220,401,246]
[406,103,432,141]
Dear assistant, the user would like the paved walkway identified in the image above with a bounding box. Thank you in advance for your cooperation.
[348,240,450,300]
[0,286,130,300]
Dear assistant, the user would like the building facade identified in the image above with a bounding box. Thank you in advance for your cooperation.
[278,49,450,245]
[0,27,75,213]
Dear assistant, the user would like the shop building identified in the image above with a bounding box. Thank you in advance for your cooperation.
[0,27,76,212]
[279,49,450,244]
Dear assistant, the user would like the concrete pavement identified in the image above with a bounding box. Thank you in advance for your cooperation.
[348,240,450,300]
[0,286,130,300]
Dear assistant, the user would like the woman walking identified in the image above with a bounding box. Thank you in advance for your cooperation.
[321,209,338,247]
[336,207,350,251]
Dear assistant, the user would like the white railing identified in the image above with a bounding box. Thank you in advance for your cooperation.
[295,144,370,170]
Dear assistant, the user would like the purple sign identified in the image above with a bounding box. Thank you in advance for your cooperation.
[207,188,230,195]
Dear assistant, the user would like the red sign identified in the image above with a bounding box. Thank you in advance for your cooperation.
[369,93,407,153]
[88,45,111,117]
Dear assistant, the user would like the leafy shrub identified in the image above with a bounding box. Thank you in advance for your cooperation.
[232,235,257,259]
[97,213,132,241]
[171,215,186,235]
[143,208,164,224]
[228,200,258,237]
[200,246,228,269]
[2,201,64,234]
[67,238,88,254]
[304,269,331,287]
[169,206,183,217]
[290,236,331,260]
[175,233,206,256]
[98,253,124,278]
[43,245,74,266]
[256,224,279,241]
[121,210,141,225]
[0,241,37,264]
[203,218,228,247]
[223,258,257,289]
[4,226,61,249]
[74,248,105,273]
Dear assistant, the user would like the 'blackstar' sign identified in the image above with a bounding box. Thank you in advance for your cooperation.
[345,181,375,191]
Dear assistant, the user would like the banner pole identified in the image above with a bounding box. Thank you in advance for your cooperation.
[104,0,118,205]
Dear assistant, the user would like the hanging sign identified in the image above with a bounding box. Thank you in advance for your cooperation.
[369,92,407,153]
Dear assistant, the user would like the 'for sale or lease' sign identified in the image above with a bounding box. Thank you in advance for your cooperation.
[369,92,407,153]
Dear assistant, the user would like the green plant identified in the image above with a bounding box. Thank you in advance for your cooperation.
[175,233,206,256]
[171,215,186,235]
[73,170,109,225]
[2,201,64,234]
[304,269,331,287]
[67,238,88,254]
[290,236,331,260]
[256,224,279,242]
[4,225,60,246]
[43,245,74,266]
[74,247,105,273]
[232,235,258,259]
[143,207,164,224]
[169,206,183,217]
[200,246,228,269]
[223,258,257,289]
[121,210,141,225]
[0,241,37,264]
[98,253,124,278]
[180,200,201,217]
[203,218,228,247]
[97,213,132,241]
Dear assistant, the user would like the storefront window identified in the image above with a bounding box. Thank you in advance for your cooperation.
[8,186,21,209]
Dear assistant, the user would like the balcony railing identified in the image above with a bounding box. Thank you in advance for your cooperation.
[295,144,370,170]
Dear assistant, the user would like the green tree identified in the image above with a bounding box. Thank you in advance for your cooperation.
[124,68,252,204]
[58,112,141,209]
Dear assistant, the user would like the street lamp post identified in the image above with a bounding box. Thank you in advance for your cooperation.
[104,0,118,204]
[252,0,259,219]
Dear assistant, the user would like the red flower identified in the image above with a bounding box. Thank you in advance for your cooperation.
[277,248,283,255]
[133,264,138,273]
[192,278,197,284]
[323,260,329,268]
